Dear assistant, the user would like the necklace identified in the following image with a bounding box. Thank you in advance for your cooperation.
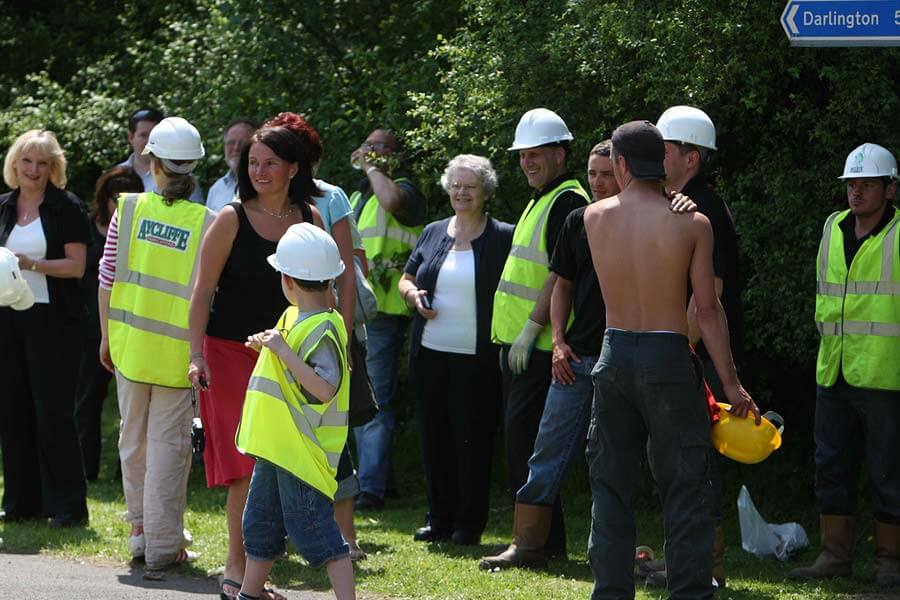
[258,204,295,219]
[17,194,45,225]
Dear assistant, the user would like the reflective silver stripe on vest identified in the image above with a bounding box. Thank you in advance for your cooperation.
[496,279,541,302]
[816,281,845,297]
[107,308,191,341]
[816,211,843,285]
[818,281,900,296]
[508,185,580,269]
[115,194,214,298]
[358,197,420,248]
[817,320,900,337]
[882,218,899,282]
[246,375,342,469]
[817,212,900,297]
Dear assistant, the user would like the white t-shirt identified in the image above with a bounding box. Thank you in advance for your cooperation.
[421,249,477,355]
[5,218,49,303]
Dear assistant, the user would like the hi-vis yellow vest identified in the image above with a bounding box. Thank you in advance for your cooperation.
[815,207,900,390]
[491,178,589,351]
[109,192,213,387]
[236,308,349,499]
[350,179,422,317]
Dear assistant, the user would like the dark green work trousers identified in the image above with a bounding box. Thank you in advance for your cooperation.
[587,329,714,600]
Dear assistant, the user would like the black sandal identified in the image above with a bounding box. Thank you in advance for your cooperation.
[220,578,286,600]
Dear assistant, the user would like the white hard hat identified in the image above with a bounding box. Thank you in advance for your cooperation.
[838,143,899,180]
[508,108,574,151]
[142,117,205,171]
[0,248,35,311]
[656,105,717,151]
[268,223,345,281]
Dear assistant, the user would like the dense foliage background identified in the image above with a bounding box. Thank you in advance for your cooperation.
[3,0,899,510]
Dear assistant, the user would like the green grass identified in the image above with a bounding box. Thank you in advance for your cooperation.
[0,393,889,599]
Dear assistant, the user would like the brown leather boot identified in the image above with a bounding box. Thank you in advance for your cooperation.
[479,503,551,571]
[874,521,900,588]
[788,514,854,580]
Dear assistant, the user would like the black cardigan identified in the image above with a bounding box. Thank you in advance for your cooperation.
[0,185,92,320]
[404,216,513,361]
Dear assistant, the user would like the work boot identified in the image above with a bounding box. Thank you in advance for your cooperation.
[874,521,900,588]
[788,514,854,580]
[479,503,551,571]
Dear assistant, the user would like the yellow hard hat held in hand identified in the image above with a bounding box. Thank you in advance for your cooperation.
[711,404,784,464]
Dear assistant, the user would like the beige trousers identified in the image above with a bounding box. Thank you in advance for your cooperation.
[116,370,193,568]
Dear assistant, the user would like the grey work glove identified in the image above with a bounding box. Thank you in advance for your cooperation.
[507,319,543,375]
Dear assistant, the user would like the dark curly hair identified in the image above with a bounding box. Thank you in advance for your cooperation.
[92,166,144,226]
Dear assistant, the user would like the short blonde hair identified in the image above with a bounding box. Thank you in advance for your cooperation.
[440,154,498,197]
[3,130,68,189]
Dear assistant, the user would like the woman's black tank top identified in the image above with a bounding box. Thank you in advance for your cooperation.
[206,201,312,341]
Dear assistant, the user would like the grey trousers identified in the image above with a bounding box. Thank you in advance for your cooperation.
[587,329,714,600]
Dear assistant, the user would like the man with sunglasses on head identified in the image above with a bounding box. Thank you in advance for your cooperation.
[349,128,427,511]
[119,108,204,204]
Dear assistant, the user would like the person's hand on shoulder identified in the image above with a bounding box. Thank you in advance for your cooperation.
[667,191,697,214]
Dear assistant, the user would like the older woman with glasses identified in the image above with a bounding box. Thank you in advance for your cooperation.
[398,154,513,545]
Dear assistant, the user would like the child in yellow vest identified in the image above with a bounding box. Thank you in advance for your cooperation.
[235,223,355,600]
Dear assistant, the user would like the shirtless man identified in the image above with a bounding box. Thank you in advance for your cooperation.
[583,121,758,600]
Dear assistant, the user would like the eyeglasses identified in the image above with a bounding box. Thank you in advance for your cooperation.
[363,141,391,151]
[449,183,480,193]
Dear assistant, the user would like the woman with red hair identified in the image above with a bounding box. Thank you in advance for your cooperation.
[264,112,369,561]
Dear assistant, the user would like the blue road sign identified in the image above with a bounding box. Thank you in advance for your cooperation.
[781,0,900,46]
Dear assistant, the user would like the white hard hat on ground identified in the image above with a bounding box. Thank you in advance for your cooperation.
[656,105,717,151]
[268,223,345,281]
[508,108,574,151]
[838,143,899,180]
[142,117,205,173]
[0,247,35,311]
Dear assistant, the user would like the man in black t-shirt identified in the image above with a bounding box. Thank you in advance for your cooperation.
[657,106,744,395]
[647,105,741,588]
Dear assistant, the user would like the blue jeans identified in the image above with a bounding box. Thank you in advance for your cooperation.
[353,313,408,498]
[242,460,348,567]
[516,355,596,506]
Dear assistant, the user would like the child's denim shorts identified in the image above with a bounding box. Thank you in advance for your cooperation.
[242,459,349,567]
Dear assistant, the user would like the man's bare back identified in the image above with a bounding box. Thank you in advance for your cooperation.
[584,189,715,335]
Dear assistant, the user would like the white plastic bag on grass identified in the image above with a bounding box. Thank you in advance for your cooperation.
[737,485,809,561]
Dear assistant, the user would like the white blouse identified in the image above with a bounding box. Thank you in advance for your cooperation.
[5,218,49,304]
[421,249,477,355]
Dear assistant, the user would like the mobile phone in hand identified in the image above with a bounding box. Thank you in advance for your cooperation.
[420,295,432,310]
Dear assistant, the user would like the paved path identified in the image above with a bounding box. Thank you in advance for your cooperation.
[0,553,337,599]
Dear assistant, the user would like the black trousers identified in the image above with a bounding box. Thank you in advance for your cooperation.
[588,330,713,600]
[500,345,567,554]
[0,304,88,519]
[815,378,900,524]
[74,334,113,481]
[411,346,501,536]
